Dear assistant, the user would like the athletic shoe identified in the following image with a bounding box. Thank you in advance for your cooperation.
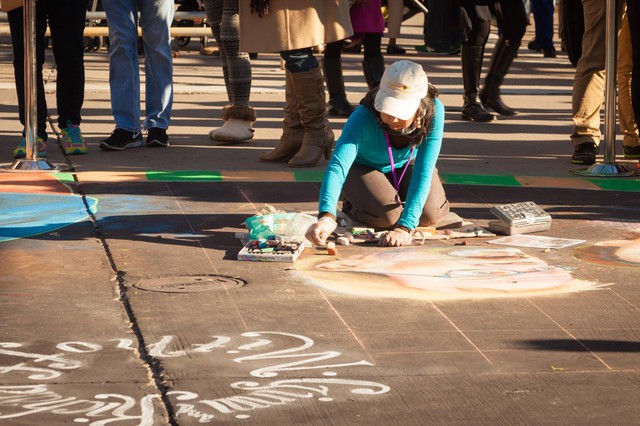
[13,137,47,159]
[145,128,169,147]
[623,145,640,159]
[60,120,87,155]
[571,142,598,165]
[99,129,143,151]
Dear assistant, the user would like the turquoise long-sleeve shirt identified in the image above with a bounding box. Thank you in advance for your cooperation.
[318,98,444,230]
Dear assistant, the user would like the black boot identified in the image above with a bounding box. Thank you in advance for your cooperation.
[480,37,520,116]
[322,57,355,117]
[461,45,495,122]
[362,56,385,89]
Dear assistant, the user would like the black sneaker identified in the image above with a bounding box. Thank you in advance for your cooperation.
[623,145,640,159]
[146,128,169,147]
[543,46,557,58]
[99,129,143,151]
[571,142,598,165]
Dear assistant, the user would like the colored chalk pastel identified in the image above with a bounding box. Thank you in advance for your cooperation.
[327,242,337,255]
[336,236,350,245]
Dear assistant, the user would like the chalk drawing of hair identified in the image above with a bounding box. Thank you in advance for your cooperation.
[574,234,640,268]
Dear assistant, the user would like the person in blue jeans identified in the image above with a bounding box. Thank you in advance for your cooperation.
[6,0,88,159]
[528,0,557,58]
[99,0,174,151]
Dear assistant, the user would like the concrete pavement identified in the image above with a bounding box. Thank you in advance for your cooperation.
[1,15,640,425]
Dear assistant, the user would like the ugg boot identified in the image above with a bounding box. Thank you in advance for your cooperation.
[287,66,335,168]
[323,57,354,117]
[461,45,495,122]
[260,70,304,162]
[209,105,256,142]
[362,56,385,89]
[480,37,520,116]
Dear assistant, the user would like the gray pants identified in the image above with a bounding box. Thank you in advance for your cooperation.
[341,162,450,229]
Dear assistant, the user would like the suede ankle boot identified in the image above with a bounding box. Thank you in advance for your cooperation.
[209,105,256,142]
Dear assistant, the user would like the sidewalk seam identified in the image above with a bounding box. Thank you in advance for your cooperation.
[72,175,178,425]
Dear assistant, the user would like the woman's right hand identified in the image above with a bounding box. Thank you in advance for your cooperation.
[305,217,338,246]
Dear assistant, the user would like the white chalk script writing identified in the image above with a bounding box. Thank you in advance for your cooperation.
[0,332,390,423]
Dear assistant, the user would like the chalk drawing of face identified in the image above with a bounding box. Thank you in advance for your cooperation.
[574,236,640,268]
[295,246,606,301]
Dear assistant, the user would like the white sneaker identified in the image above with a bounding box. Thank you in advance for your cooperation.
[209,118,255,142]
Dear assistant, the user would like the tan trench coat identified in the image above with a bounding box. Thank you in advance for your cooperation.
[239,0,353,53]
[1,0,23,12]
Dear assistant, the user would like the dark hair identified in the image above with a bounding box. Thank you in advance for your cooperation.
[421,83,440,139]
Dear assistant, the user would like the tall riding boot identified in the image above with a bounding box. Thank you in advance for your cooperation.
[362,56,385,89]
[287,66,335,168]
[461,45,495,122]
[260,70,304,162]
[480,37,520,116]
[323,57,354,117]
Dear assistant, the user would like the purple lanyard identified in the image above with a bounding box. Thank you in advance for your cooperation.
[385,133,414,203]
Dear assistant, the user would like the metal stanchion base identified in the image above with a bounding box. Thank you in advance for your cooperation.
[570,162,637,177]
[1,158,70,172]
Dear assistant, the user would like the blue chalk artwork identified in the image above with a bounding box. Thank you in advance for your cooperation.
[0,193,98,242]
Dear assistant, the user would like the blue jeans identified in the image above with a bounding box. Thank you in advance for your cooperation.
[103,0,174,132]
[280,48,318,73]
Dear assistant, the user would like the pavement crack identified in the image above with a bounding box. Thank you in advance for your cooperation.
[73,179,178,425]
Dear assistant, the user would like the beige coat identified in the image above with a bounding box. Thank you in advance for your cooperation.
[239,1,353,53]
[1,0,23,12]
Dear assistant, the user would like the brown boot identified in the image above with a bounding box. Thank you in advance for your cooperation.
[287,66,335,168]
[260,70,304,162]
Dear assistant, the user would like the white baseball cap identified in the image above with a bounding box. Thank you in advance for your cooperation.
[374,60,429,121]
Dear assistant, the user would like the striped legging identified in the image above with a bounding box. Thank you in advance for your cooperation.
[204,0,252,106]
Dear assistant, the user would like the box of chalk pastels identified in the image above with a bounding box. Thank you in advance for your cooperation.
[488,201,552,236]
[237,237,305,262]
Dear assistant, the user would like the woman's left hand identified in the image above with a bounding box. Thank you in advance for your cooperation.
[378,228,412,247]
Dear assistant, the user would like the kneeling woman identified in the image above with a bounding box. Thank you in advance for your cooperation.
[306,60,450,247]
